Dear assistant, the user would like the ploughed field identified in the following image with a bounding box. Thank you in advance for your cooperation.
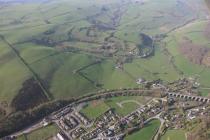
[0,0,210,117]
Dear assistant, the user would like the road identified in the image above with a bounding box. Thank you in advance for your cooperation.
[10,120,44,138]
[95,112,164,140]
[153,114,165,140]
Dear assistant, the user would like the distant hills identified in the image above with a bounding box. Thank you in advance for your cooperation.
[0,0,46,3]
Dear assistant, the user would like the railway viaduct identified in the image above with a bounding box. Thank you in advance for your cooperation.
[167,92,210,103]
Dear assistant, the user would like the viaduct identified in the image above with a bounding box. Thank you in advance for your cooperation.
[167,92,210,103]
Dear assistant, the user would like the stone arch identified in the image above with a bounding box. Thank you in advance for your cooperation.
[169,93,174,97]
[195,98,200,101]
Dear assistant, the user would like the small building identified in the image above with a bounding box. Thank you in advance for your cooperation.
[136,78,146,84]
[57,133,65,140]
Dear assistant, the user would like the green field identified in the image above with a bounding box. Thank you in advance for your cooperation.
[164,20,210,95]
[16,124,59,140]
[80,100,110,119]
[0,0,209,114]
[161,130,186,140]
[0,40,31,106]
[125,119,160,140]
[80,96,151,118]
[105,96,151,116]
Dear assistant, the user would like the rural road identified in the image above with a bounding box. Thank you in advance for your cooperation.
[10,121,44,138]
[153,114,165,140]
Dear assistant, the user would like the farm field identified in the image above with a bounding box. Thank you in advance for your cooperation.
[125,119,160,140]
[161,130,186,140]
[0,0,209,118]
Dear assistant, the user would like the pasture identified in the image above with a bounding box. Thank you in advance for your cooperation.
[0,0,209,114]
[80,100,110,119]
[125,119,160,140]
[164,20,210,94]
[161,130,186,140]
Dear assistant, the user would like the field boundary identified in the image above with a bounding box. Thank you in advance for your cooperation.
[0,35,52,101]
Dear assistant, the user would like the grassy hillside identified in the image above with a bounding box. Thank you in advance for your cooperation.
[164,20,210,95]
[0,40,31,110]
[0,0,209,114]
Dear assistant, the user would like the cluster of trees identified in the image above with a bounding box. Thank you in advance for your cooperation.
[0,99,72,138]
[140,33,153,46]
[11,78,48,111]
[138,33,154,57]
[0,108,6,120]
[33,37,56,47]
[188,117,210,140]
